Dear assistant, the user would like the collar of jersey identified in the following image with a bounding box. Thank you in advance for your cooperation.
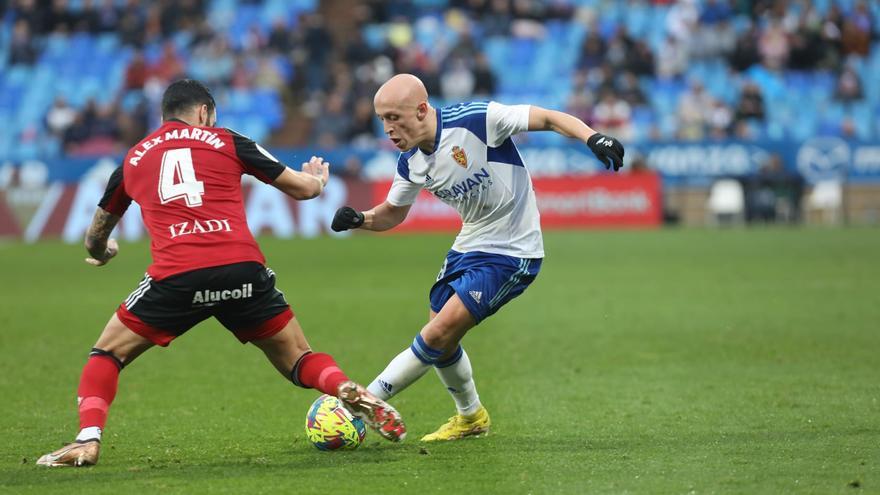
[419,110,442,156]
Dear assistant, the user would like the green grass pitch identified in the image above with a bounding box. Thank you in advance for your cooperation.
[1,229,878,494]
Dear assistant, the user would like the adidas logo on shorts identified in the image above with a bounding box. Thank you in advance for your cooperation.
[469,290,482,304]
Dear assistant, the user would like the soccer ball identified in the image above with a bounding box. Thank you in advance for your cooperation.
[305,394,366,450]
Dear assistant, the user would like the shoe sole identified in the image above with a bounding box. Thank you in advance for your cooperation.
[338,387,407,442]
[356,405,407,442]
[36,454,97,467]
[36,442,99,467]
[421,425,490,442]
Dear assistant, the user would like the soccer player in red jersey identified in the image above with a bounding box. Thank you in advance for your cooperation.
[36,80,405,467]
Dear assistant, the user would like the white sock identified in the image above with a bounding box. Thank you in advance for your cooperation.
[76,426,102,442]
[367,347,432,400]
[434,348,482,416]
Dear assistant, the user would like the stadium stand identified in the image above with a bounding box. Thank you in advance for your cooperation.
[0,0,877,162]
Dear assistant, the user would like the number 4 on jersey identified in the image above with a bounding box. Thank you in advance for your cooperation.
[159,148,205,207]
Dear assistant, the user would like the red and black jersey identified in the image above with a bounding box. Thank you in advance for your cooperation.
[99,119,286,280]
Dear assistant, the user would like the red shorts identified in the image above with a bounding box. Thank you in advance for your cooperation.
[116,262,293,347]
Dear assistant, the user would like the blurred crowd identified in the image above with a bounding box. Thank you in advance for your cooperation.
[6,0,294,155]
[567,0,875,141]
[2,0,878,156]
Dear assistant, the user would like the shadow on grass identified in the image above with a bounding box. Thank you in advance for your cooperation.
[3,442,424,489]
[5,426,877,490]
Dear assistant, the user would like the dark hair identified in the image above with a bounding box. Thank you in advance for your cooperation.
[161,79,216,119]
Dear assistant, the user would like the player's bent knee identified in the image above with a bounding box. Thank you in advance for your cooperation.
[288,350,313,388]
[93,319,155,366]
[89,348,125,370]
[420,311,474,352]
[419,322,461,354]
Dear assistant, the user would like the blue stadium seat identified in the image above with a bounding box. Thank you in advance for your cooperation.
[765,121,785,141]
[791,112,819,140]
[413,0,447,7]
[121,91,146,112]
[95,33,119,54]
[658,114,678,140]
[545,20,566,41]
[253,90,284,129]
[208,0,238,30]
[624,2,652,38]
[228,4,262,49]
[746,66,786,101]
[865,54,880,104]
[262,0,293,24]
[509,37,537,66]
[631,107,655,141]
[227,89,255,111]
[851,103,874,140]
[4,65,33,87]
[0,132,11,158]
[484,37,508,74]
[812,0,831,14]
[706,76,737,105]
[822,101,846,125]
[13,140,39,161]
[362,25,388,51]
[2,0,876,160]
[875,105,880,139]
[291,0,317,10]
[0,41,9,72]
[271,55,294,81]
[413,16,444,51]
[242,116,269,142]
[42,136,62,159]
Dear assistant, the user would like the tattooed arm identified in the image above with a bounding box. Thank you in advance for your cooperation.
[84,208,121,266]
[89,164,131,266]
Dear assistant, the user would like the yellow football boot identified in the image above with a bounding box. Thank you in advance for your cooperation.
[421,406,491,441]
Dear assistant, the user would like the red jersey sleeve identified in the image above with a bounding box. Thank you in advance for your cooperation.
[226,129,287,184]
[97,165,133,216]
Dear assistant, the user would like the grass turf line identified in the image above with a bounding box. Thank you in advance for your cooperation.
[0,229,878,494]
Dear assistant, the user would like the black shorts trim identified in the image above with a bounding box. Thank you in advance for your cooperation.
[119,262,290,345]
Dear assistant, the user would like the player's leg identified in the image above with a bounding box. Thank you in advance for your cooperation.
[221,264,350,396]
[36,314,154,467]
[250,316,352,395]
[246,315,405,441]
[428,307,484,413]
[366,293,475,401]
[80,314,155,438]
[224,263,405,441]
[419,296,491,441]
[426,307,480,416]
[366,252,475,401]
[38,268,213,467]
[422,254,542,441]
[249,315,311,378]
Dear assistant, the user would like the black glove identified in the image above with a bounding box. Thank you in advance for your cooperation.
[587,133,625,172]
[331,206,365,232]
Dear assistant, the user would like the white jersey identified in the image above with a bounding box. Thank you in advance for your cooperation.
[387,101,544,258]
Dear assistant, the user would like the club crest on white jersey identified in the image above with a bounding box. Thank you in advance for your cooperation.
[386,101,544,258]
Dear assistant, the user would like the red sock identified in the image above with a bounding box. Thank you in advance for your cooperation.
[296,353,349,395]
[77,355,120,430]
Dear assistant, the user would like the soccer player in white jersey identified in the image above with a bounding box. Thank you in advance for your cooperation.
[331,74,625,441]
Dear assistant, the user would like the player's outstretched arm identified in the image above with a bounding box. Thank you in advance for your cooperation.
[272,156,329,200]
[527,106,625,171]
[84,208,121,266]
[331,202,411,232]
